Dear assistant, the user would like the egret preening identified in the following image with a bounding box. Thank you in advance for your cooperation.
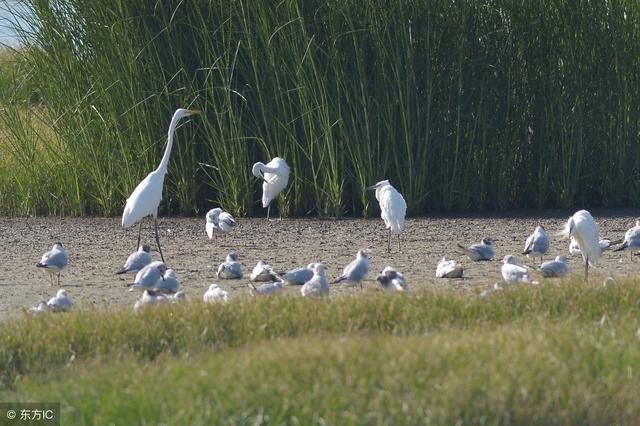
[366,180,407,252]
[121,108,200,262]
[523,225,549,263]
[457,238,494,261]
[36,242,68,286]
[561,210,600,279]
[252,157,290,220]
[205,207,236,243]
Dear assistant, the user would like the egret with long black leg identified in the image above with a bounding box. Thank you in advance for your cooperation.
[252,157,290,220]
[366,180,407,253]
[561,210,601,280]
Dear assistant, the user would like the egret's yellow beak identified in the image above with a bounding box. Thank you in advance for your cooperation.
[187,109,201,116]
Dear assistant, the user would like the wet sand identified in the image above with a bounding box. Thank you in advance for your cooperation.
[1,211,638,319]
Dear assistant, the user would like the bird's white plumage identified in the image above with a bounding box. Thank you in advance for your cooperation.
[333,250,369,286]
[155,268,179,294]
[539,255,569,278]
[523,225,549,261]
[203,284,228,303]
[117,245,152,274]
[216,253,243,279]
[614,220,640,252]
[435,257,463,278]
[501,255,536,284]
[47,289,72,312]
[376,266,409,292]
[569,237,613,256]
[131,261,167,291]
[562,210,600,268]
[252,157,290,208]
[250,281,284,296]
[301,263,330,297]
[371,180,407,234]
[28,301,49,315]
[250,260,278,282]
[458,238,494,261]
[205,208,236,239]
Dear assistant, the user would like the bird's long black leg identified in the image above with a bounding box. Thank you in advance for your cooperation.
[585,257,589,281]
[155,217,165,263]
[398,234,401,252]
[136,220,143,250]
[387,229,391,253]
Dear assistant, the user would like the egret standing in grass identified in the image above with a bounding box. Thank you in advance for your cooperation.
[251,157,290,220]
[121,108,200,262]
[561,210,600,280]
[367,180,407,252]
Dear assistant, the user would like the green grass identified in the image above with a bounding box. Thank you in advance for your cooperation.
[2,280,640,424]
[1,1,640,216]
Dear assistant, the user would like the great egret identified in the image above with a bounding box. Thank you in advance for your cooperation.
[46,289,72,312]
[251,157,291,220]
[613,219,640,256]
[501,255,536,284]
[279,263,316,285]
[216,252,244,279]
[250,260,279,282]
[366,180,407,252]
[539,255,569,278]
[333,250,370,289]
[376,266,409,292]
[301,263,330,297]
[203,284,229,303]
[457,238,494,261]
[523,225,549,263]
[36,242,68,286]
[435,257,464,278]
[205,207,236,243]
[115,244,152,275]
[561,209,600,279]
[121,108,200,262]
[155,269,179,294]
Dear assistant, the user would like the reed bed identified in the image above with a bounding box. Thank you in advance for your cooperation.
[0,1,639,216]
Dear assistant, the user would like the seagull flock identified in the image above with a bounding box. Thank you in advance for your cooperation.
[27,109,636,315]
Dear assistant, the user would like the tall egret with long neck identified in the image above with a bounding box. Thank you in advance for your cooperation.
[366,180,407,252]
[561,210,600,279]
[122,108,199,262]
[251,157,290,220]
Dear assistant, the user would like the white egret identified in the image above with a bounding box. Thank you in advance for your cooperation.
[217,252,244,279]
[457,238,494,261]
[366,180,407,252]
[121,108,200,262]
[205,207,236,243]
[47,289,72,312]
[435,257,463,278]
[116,244,152,275]
[376,266,409,292]
[251,157,290,220]
[332,250,370,289]
[560,210,600,279]
[36,242,68,286]
[539,255,569,278]
[203,284,229,303]
[301,263,330,297]
[501,255,537,284]
[523,225,549,263]
[613,220,640,256]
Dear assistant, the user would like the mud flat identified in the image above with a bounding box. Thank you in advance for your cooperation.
[0,210,638,318]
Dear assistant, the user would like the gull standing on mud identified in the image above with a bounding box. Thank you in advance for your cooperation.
[130,261,167,291]
[203,284,229,303]
[250,260,279,282]
[457,238,494,261]
[561,210,600,279]
[36,242,68,286]
[435,258,463,278]
[367,180,407,252]
[279,263,316,285]
[205,207,236,243]
[523,225,549,263]
[121,108,200,262]
[376,266,409,292]
[539,255,569,278]
[501,255,537,284]
[217,252,244,279]
[252,157,290,220]
[116,245,152,275]
[613,220,640,256]
[333,250,370,289]
[301,263,330,298]
[47,289,72,312]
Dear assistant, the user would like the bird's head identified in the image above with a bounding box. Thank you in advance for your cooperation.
[228,252,244,262]
[53,242,64,249]
[141,244,151,253]
[206,208,223,222]
[555,255,567,263]
[503,255,517,265]
[251,162,266,181]
[482,237,494,245]
[165,269,177,278]
[146,289,157,297]
[174,108,201,120]
[376,273,390,286]
[366,180,390,191]
[56,289,67,297]
[313,263,326,274]
[209,284,220,291]
[357,249,370,259]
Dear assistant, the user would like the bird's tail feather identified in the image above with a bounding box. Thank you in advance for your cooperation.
[613,242,628,252]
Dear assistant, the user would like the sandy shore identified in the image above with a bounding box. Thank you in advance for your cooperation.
[1,211,638,318]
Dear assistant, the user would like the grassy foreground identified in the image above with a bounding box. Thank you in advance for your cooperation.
[2,280,640,424]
